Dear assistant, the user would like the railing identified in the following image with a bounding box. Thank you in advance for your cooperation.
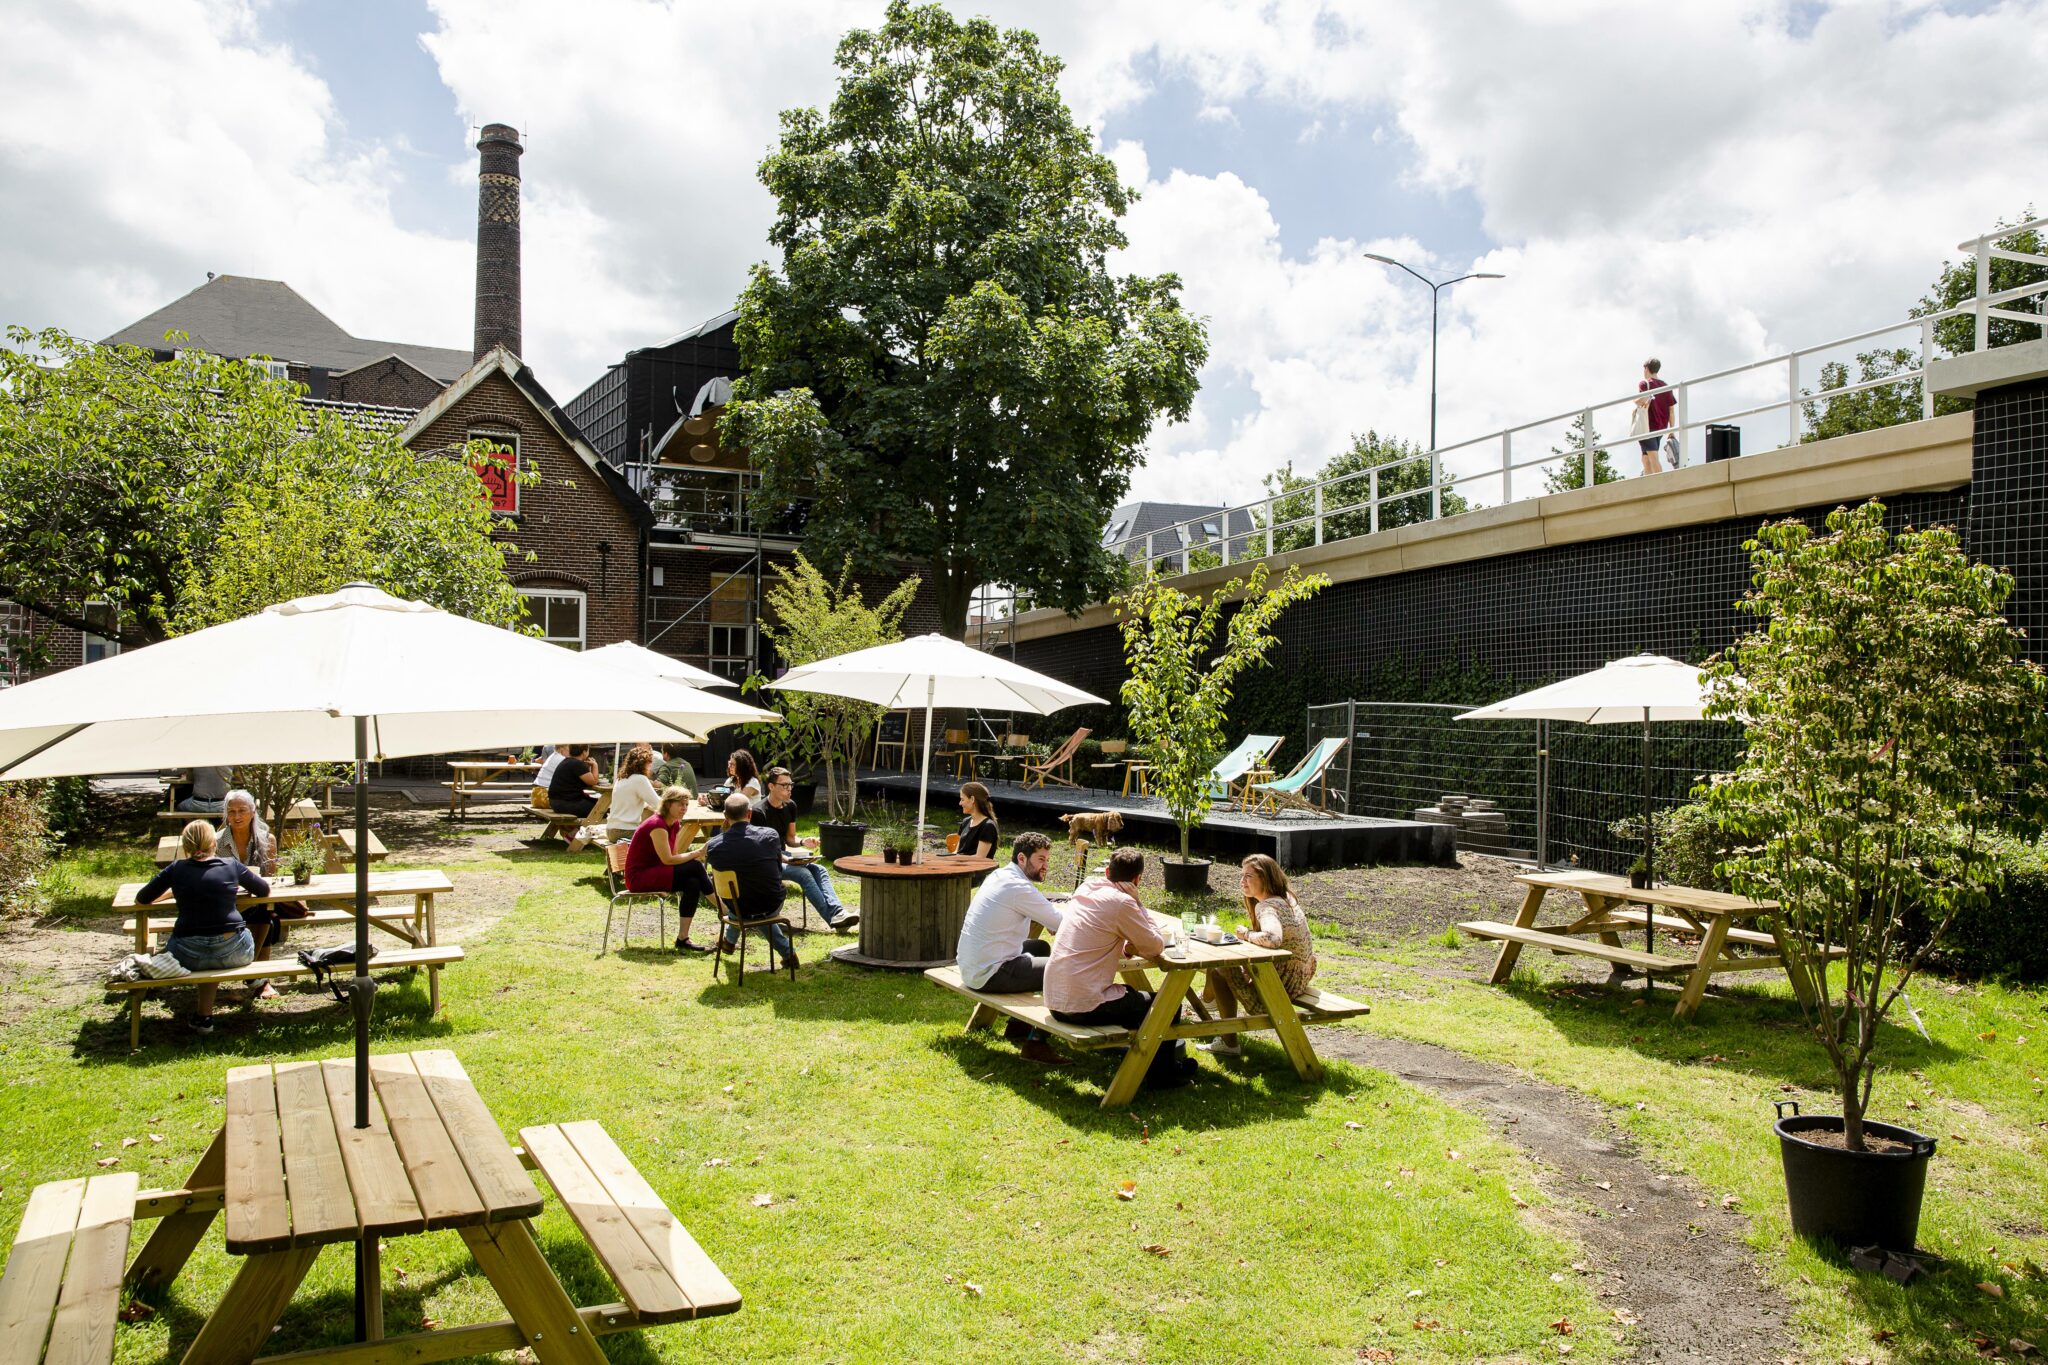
[637,466,811,541]
[1110,217,2048,579]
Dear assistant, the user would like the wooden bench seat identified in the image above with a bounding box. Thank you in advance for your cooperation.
[923,965,1371,1049]
[108,946,464,1050]
[0,1172,138,1365]
[1598,908,1847,958]
[1457,921,1688,973]
[518,1121,740,1325]
[121,905,420,945]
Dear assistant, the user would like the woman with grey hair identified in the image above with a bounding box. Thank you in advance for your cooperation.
[217,789,292,1000]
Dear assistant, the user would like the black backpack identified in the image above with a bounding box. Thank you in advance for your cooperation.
[297,944,377,1001]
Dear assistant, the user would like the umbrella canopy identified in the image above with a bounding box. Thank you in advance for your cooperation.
[585,639,733,691]
[0,585,774,776]
[1453,653,1711,725]
[766,633,1106,857]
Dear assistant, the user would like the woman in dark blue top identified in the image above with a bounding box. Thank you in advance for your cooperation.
[135,820,269,1030]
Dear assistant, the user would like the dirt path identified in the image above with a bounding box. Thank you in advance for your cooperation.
[1317,1030,1795,1363]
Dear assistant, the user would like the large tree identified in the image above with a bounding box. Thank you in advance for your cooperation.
[724,2,1208,638]
[0,327,528,669]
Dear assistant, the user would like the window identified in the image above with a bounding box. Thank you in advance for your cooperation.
[246,357,290,382]
[469,430,520,515]
[708,623,754,683]
[1200,520,1221,539]
[520,590,584,650]
[83,600,120,664]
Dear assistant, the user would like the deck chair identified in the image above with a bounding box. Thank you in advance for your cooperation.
[1250,737,1347,814]
[600,841,670,956]
[1203,734,1285,806]
[708,867,795,985]
[1020,728,1091,790]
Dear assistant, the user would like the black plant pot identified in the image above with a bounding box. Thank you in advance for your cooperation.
[1160,858,1213,896]
[880,845,900,865]
[1629,867,1651,890]
[818,821,866,862]
[1774,1101,1937,1252]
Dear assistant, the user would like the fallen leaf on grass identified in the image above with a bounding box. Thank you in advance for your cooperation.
[1405,1289,1424,1298]
[420,1317,440,1332]
[1344,1121,1365,1130]
[1115,1180,1138,1201]
[1612,1307,1639,1325]
[1358,1350,1395,1363]
[2009,1338,2038,1357]
[1978,1280,2005,1298]
[701,1157,729,1168]
[1141,1244,1170,1257]
[1551,1317,1575,1336]
[147,1134,163,1144]
[1979,1030,1997,1042]
[1444,1149,1461,1160]
[120,1137,139,1149]
[1411,1316,1441,1331]
[962,1282,983,1297]
[750,1193,776,1208]
[94,1157,119,1168]
[1905,1099,1921,1110]
[1593,1181,1612,1191]
[1721,1194,1740,1209]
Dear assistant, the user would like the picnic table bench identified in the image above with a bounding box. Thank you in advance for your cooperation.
[1458,869,1845,1020]
[926,923,1369,1107]
[445,760,542,820]
[110,869,457,1048]
[37,1050,739,1365]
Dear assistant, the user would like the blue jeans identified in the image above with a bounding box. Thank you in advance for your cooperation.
[722,915,794,959]
[177,796,225,813]
[166,928,255,972]
[781,861,847,923]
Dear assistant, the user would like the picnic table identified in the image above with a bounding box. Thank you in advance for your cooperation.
[446,760,542,819]
[928,913,1370,1108]
[115,1049,738,1364]
[830,854,995,970]
[151,829,389,869]
[1458,869,1842,1020]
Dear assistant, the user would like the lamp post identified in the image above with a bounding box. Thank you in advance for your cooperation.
[1363,253,1504,452]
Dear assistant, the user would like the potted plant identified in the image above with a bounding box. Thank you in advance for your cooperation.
[288,835,322,886]
[1115,562,1329,894]
[743,554,921,863]
[1704,502,2048,1252]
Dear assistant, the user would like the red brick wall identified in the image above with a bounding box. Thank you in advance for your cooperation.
[324,359,446,409]
[407,370,643,651]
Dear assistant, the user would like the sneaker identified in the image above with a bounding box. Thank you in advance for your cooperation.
[190,1016,215,1035]
[1198,1037,1241,1056]
[1003,1019,1033,1046]
[1019,1038,1072,1066]
[674,937,710,955]
[830,910,860,934]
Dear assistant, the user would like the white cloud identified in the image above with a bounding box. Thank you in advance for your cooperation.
[3,0,2045,517]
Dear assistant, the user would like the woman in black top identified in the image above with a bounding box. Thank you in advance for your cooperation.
[955,782,999,859]
[135,820,269,1028]
[548,744,600,818]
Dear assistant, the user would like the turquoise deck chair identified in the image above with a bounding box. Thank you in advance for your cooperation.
[1202,734,1285,804]
[1250,737,1347,814]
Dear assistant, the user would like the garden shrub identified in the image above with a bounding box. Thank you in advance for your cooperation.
[1915,834,2048,983]
[0,781,59,918]
[42,775,97,843]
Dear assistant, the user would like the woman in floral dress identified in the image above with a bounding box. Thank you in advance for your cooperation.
[1203,853,1316,1056]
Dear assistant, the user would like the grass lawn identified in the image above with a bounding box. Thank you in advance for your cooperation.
[3,802,1615,1365]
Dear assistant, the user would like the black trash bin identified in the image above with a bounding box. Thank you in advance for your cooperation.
[1706,423,1741,462]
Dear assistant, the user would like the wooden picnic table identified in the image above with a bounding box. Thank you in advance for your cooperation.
[829,854,995,970]
[123,1049,737,1365]
[446,760,543,819]
[1458,869,1840,1020]
[151,829,390,869]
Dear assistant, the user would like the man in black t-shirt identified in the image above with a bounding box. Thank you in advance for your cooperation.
[548,744,599,818]
[705,793,797,968]
[752,767,858,933]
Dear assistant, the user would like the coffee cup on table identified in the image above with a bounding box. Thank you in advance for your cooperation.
[945,833,960,854]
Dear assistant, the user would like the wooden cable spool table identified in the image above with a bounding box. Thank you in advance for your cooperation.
[829,854,997,970]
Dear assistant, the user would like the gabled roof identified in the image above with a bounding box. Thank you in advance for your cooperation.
[297,397,419,435]
[400,347,653,531]
[1103,500,1257,549]
[644,309,739,353]
[102,275,473,382]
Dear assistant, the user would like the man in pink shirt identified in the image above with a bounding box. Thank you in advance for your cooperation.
[1045,848,1168,1028]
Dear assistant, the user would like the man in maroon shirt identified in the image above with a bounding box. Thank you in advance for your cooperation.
[1637,357,1676,476]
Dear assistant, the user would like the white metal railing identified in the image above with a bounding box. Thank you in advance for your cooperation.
[1109,216,2048,579]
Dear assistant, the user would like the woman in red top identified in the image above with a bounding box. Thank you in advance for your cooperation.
[626,787,715,954]
[1636,356,1676,476]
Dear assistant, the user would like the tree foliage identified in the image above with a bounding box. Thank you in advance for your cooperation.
[744,554,921,821]
[1702,501,2048,1150]
[1799,346,1922,444]
[1115,563,1328,861]
[723,2,1208,638]
[1261,430,1466,551]
[1542,411,1619,494]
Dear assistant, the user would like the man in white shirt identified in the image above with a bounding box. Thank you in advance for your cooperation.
[955,831,1068,1065]
[534,744,570,791]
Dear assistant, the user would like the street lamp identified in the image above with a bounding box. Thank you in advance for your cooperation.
[1363,253,1504,452]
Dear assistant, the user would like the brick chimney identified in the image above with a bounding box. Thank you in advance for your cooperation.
[473,123,523,360]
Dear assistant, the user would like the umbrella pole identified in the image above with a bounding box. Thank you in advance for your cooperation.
[1641,710,1654,991]
[914,677,935,865]
[352,716,376,1339]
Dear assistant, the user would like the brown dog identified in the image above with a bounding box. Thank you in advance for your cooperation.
[1059,810,1124,845]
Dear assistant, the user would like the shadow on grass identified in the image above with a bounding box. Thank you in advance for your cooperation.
[1811,1233,2047,1360]
[929,1025,1371,1131]
[72,969,453,1065]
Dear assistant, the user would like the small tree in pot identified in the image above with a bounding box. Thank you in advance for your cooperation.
[745,555,920,860]
[1114,562,1327,892]
[1704,501,2048,1247]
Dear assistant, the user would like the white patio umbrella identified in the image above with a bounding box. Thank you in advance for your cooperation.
[764,633,1107,861]
[586,639,732,689]
[1457,653,1717,964]
[0,584,779,1114]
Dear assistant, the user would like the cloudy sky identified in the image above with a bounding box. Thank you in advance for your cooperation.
[3,0,2043,507]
